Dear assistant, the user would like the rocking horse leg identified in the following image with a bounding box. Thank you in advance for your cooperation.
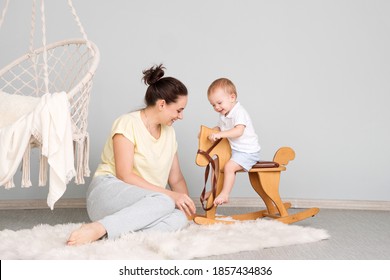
[196,165,223,223]
[205,158,221,218]
[249,172,290,216]
[254,171,320,223]
[255,171,289,217]
[205,194,217,219]
[192,196,218,224]
[194,192,233,225]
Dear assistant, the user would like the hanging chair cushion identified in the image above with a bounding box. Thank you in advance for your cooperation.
[0,91,40,129]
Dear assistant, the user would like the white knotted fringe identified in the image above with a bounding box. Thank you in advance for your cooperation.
[74,134,90,185]
[38,153,48,187]
[4,137,90,187]
[21,143,32,188]
[4,178,14,189]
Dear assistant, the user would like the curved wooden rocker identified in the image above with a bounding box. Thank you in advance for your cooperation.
[193,125,319,225]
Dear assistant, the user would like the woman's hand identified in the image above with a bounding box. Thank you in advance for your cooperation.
[168,153,196,218]
[171,191,196,217]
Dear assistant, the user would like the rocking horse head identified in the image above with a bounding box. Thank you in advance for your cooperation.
[196,125,232,211]
[196,125,231,169]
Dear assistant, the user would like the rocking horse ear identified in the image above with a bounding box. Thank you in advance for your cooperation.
[200,125,212,136]
[199,125,206,135]
[273,147,295,166]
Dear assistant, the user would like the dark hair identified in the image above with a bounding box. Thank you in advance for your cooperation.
[142,64,188,106]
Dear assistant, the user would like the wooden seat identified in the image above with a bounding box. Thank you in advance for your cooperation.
[193,125,319,225]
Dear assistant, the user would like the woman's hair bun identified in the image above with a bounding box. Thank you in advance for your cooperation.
[142,64,165,85]
[142,63,188,106]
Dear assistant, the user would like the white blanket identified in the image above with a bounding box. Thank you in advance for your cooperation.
[0,91,75,209]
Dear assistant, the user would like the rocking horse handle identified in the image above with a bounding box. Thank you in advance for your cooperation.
[273,147,295,166]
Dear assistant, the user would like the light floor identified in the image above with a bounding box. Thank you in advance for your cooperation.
[0,207,389,259]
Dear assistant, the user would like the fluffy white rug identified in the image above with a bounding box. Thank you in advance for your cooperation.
[0,219,329,260]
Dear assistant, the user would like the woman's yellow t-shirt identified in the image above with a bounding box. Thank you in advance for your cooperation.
[94,111,177,188]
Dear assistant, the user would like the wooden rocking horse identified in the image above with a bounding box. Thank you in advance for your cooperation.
[193,125,319,225]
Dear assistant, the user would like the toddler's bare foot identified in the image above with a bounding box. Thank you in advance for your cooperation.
[214,193,229,206]
[67,222,107,246]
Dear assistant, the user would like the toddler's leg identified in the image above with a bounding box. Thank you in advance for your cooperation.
[214,160,243,205]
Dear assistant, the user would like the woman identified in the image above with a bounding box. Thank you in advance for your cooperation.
[67,64,196,245]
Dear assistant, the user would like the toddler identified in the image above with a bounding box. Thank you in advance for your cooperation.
[207,78,261,205]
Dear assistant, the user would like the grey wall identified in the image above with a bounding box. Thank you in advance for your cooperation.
[1,0,389,202]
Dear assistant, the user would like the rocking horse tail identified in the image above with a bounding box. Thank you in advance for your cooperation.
[273,147,295,166]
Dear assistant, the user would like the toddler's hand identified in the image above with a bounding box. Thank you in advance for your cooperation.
[208,133,221,142]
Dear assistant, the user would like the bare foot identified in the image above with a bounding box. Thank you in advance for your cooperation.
[214,193,229,206]
[67,222,107,246]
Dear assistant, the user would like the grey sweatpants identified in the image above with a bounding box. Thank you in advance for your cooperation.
[86,175,188,239]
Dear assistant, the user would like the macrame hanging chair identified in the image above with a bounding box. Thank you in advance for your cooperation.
[0,0,99,190]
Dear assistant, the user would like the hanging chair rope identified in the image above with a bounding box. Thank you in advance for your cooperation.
[29,0,40,95]
[29,0,37,52]
[28,0,95,93]
[67,0,94,55]
[39,0,49,93]
[0,0,10,29]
